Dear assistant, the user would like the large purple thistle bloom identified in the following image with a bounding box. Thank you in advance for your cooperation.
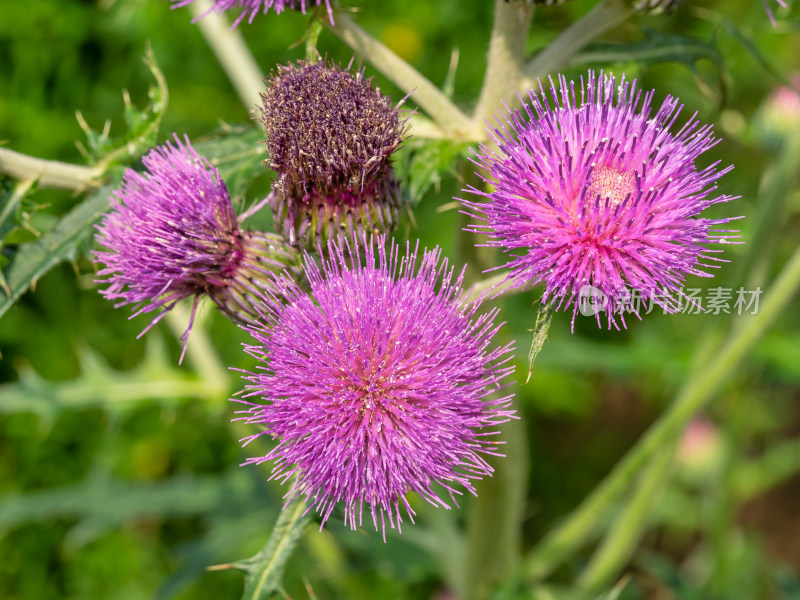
[462,71,739,328]
[236,237,515,538]
[95,135,298,360]
[171,0,334,26]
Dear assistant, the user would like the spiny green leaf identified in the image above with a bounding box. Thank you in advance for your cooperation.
[0,469,256,539]
[0,185,112,320]
[241,497,311,600]
[394,135,472,205]
[192,125,269,203]
[77,44,169,169]
[570,29,728,104]
[572,29,724,70]
[0,336,213,424]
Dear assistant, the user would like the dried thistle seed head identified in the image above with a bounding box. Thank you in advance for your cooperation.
[259,60,408,249]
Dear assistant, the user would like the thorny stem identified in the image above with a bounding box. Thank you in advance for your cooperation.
[473,0,535,125]
[524,243,800,582]
[240,496,311,600]
[327,12,476,139]
[521,0,630,89]
[188,0,266,112]
[458,164,528,600]
[0,147,103,190]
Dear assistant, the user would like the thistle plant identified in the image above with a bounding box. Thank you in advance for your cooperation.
[2,1,800,600]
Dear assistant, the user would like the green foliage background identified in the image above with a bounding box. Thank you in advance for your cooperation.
[1,0,800,598]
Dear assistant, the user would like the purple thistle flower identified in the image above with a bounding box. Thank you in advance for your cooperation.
[94,135,300,361]
[762,0,789,26]
[235,236,515,538]
[462,71,739,328]
[259,60,408,249]
[171,0,334,27]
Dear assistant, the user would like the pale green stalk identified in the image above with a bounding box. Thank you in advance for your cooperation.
[576,447,675,593]
[473,0,535,124]
[327,12,476,139]
[188,0,266,111]
[521,0,630,88]
[0,147,102,190]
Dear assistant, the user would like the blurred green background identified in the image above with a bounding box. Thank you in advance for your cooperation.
[1,0,800,598]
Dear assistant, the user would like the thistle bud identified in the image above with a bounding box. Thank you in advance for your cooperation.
[259,60,408,249]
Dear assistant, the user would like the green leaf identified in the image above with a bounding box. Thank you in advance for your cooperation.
[0,185,112,319]
[394,135,472,205]
[240,497,311,600]
[0,468,257,544]
[572,29,724,70]
[0,336,219,425]
[77,44,169,169]
[570,29,728,104]
[192,125,269,203]
[526,300,554,383]
[0,177,41,250]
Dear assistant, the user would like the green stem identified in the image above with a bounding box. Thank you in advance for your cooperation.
[524,243,800,582]
[473,0,535,124]
[521,0,630,87]
[165,306,230,399]
[241,496,311,600]
[738,133,800,290]
[461,412,528,600]
[458,163,528,600]
[0,147,102,190]
[305,18,325,62]
[188,0,266,111]
[327,12,476,139]
[576,447,675,593]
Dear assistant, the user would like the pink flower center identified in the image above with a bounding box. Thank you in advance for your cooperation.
[586,165,636,206]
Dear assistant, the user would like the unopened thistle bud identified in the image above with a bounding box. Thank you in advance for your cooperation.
[94,135,300,361]
[259,60,408,249]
